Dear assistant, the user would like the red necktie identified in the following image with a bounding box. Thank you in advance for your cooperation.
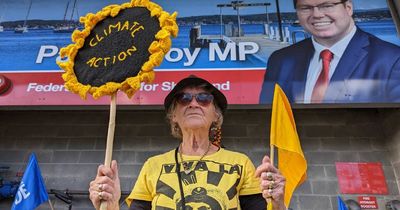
[311,49,333,103]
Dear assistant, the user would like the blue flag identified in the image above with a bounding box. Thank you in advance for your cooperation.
[11,153,49,210]
[338,196,349,210]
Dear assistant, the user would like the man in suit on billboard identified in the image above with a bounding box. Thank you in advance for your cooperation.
[259,0,400,104]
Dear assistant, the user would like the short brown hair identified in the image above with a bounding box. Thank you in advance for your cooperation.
[293,0,350,8]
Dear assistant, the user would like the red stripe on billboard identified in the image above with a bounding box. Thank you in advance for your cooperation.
[0,70,265,106]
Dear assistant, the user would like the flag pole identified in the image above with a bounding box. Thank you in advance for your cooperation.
[268,85,276,210]
[267,144,275,209]
[270,145,275,166]
[48,199,55,210]
[100,93,117,210]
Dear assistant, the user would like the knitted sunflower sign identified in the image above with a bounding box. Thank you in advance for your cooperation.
[57,2,177,209]
[57,0,178,99]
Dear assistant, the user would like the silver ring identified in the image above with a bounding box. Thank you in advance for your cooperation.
[98,191,103,200]
[268,180,275,190]
[266,172,274,181]
[98,183,103,191]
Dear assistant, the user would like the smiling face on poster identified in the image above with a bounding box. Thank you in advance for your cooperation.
[0,0,399,106]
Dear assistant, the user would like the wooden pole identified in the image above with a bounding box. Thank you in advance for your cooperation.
[100,93,117,210]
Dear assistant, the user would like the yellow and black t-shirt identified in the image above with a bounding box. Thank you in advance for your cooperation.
[126,148,262,210]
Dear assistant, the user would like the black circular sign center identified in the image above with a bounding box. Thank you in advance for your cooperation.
[74,7,160,87]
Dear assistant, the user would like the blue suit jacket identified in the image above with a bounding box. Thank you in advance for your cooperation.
[259,28,400,104]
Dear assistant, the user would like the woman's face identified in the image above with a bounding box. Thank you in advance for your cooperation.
[172,87,218,131]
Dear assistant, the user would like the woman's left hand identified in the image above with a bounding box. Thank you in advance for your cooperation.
[255,155,286,210]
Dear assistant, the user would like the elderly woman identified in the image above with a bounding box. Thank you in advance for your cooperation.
[89,76,287,210]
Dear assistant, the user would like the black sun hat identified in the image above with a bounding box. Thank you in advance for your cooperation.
[164,75,227,112]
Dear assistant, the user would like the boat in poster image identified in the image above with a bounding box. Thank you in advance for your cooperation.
[14,0,33,33]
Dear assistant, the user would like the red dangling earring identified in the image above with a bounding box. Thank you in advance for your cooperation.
[211,126,222,148]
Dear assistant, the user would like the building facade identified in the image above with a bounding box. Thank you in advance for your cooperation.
[0,107,399,210]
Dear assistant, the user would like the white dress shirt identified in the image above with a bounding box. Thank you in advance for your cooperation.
[303,26,357,103]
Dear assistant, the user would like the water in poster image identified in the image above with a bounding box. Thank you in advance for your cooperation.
[0,20,399,71]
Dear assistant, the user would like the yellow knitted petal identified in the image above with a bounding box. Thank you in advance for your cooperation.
[141,61,154,72]
[126,77,141,90]
[140,71,155,83]
[149,51,164,66]
[75,39,85,49]
[100,9,111,18]
[88,87,96,95]
[130,0,138,7]
[59,46,69,58]
[137,0,149,7]
[66,45,75,56]
[67,62,75,72]
[90,15,100,25]
[64,82,74,92]
[78,85,90,99]
[60,44,75,58]
[167,13,179,37]
[150,7,162,17]
[124,89,135,99]
[159,38,171,53]
[57,61,69,70]
[84,13,95,23]
[171,25,179,37]
[155,29,170,39]
[103,5,120,14]
[89,17,100,27]
[58,62,70,74]
[111,6,121,17]
[71,30,83,42]
[93,82,120,99]
[61,72,70,81]
[61,74,70,83]
[148,41,161,54]
[69,48,79,60]
[163,17,175,27]
[79,16,86,24]
[170,11,178,20]
[121,2,131,9]
[133,0,144,6]
[163,24,179,37]
[159,12,171,27]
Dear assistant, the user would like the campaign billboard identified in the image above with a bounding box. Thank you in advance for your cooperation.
[0,0,399,106]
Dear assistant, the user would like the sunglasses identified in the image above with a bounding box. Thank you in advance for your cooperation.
[175,92,214,106]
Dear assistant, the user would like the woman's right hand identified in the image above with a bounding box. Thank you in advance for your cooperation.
[89,160,121,210]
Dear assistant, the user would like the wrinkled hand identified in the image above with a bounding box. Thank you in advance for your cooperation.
[89,160,121,210]
[255,156,286,210]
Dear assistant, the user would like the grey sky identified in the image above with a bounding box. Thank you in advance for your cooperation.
[0,0,390,21]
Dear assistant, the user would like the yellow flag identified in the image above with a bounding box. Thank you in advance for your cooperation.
[270,84,307,207]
